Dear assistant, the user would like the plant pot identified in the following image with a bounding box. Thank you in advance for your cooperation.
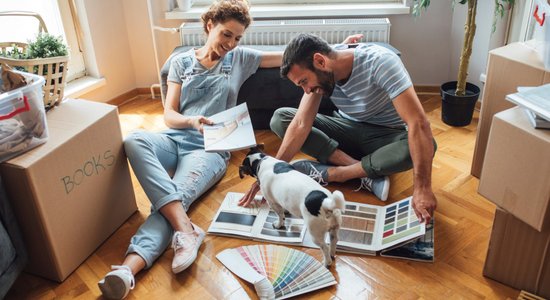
[440,81,480,126]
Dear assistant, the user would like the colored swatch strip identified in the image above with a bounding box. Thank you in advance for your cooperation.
[382,199,422,245]
[235,245,336,299]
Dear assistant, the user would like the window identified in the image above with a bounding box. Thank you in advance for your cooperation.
[0,0,86,82]
[194,0,402,4]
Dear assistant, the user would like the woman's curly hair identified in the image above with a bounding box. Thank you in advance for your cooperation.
[201,0,252,34]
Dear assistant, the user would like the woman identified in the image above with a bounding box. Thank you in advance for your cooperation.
[97,1,279,298]
[97,1,361,298]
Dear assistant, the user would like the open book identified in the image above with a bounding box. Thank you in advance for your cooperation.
[506,84,550,123]
[208,192,427,257]
[203,102,256,152]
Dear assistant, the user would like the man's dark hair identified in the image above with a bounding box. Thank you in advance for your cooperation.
[280,33,333,79]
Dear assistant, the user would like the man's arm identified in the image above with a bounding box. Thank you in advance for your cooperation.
[393,86,437,223]
[275,92,322,161]
[238,92,322,207]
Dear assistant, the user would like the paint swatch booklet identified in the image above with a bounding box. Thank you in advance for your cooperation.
[208,192,426,255]
[216,244,337,299]
[203,102,256,152]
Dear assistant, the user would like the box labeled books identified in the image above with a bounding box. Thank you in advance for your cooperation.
[208,192,429,257]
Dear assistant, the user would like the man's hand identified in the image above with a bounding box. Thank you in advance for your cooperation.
[190,116,213,134]
[412,189,437,224]
[342,33,364,44]
[238,181,261,207]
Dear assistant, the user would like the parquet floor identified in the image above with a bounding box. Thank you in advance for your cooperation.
[6,94,521,299]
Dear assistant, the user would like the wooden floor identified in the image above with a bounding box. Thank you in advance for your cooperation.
[6,94,521,299]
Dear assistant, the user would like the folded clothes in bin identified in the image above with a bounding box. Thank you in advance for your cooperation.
[0,68,47,162]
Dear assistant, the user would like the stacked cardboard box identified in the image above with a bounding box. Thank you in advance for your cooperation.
[479,107,550,297]
[0,99,137,282]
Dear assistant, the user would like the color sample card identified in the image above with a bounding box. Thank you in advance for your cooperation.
[339,204,377,246]
[381,199,422,246]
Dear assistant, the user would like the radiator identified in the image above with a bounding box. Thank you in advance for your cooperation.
[179,18,390,46]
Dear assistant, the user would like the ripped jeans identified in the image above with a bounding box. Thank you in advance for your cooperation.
[123,130,228,268]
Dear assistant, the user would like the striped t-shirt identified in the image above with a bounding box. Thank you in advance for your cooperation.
[330,43,412,128]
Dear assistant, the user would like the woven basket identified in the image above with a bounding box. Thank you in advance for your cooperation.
[0,43,68,110]
[0,12,69,109]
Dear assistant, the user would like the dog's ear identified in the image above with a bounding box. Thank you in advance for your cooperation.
[239,165,252,179]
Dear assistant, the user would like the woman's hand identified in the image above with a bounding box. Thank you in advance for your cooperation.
[342,34,364,44]
[190,116,213,134]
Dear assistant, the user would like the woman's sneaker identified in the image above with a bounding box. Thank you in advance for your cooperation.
[290,159,330,185]
[98,265,135,300]
[171,223,206,274]
[354,176,390,201]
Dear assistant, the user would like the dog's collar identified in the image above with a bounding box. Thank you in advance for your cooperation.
[254,156,269,185]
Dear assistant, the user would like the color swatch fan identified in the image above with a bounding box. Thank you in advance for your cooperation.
[216,244,337,299]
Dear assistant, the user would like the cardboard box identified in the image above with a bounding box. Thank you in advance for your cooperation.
[471,42,550,178]
[0,99,137,282]
[484,207,550,298]
[479,107,550,231]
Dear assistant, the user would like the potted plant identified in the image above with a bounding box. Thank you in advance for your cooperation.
[412,0,515,126]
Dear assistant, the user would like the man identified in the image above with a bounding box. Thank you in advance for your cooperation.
[240,33,437,223]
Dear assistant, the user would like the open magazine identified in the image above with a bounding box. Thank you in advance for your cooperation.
[203,102,256,152]
[208,192,428,257]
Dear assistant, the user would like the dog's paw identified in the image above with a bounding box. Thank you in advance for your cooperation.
[323,258,333,268]
[272,220,284,229]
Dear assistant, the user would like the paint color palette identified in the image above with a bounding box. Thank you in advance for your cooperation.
[336,197,425,253]
[381,199,422,246]
[217,244,337,299]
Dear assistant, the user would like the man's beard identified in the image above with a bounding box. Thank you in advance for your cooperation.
[314,68,335,96]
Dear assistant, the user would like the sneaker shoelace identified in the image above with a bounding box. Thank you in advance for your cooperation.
[172,231,197,251]
[111,265,135,289]
[307,164,328,186]
[354,177,373,192]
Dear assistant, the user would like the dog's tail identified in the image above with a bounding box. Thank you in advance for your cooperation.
[322,190,346,225]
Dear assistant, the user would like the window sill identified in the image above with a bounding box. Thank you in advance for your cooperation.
[165,3,410,20]
[64,76,106,99]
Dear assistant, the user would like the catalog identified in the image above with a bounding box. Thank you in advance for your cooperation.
[203,102,256,152]
[208,192,427,256]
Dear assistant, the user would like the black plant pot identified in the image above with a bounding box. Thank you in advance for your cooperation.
[440,81,480,127]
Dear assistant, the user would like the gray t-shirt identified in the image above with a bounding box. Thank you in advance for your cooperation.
[167,46,263,109]
[331,43,412,128]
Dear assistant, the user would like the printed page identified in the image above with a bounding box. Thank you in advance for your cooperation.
[203,102,257,152]
[253,210,306,244]
[335,201,383,253]
[208,192,268,238]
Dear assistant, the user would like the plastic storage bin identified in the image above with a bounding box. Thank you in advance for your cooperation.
[0,70,47,162]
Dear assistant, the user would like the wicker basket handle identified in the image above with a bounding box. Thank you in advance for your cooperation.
[0,11,48,34]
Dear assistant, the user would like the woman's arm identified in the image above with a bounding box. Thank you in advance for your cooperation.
[163,81,212,132]
[257,34,365,68]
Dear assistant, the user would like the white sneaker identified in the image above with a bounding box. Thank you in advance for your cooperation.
[98,265,135,300]
[355,176,390,201]
[171,223,206,274]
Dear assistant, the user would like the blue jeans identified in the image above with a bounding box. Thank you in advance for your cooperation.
[123,130,228,268]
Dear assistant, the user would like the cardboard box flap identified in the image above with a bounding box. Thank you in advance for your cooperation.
[5,100,118,168]
[491,42,548,71]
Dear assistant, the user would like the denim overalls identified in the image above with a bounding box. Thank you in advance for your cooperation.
[123,51,234,268]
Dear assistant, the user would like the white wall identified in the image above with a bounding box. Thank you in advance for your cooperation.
[77,0,510,102]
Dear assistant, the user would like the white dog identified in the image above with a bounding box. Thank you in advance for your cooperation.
[239,146,346,267]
